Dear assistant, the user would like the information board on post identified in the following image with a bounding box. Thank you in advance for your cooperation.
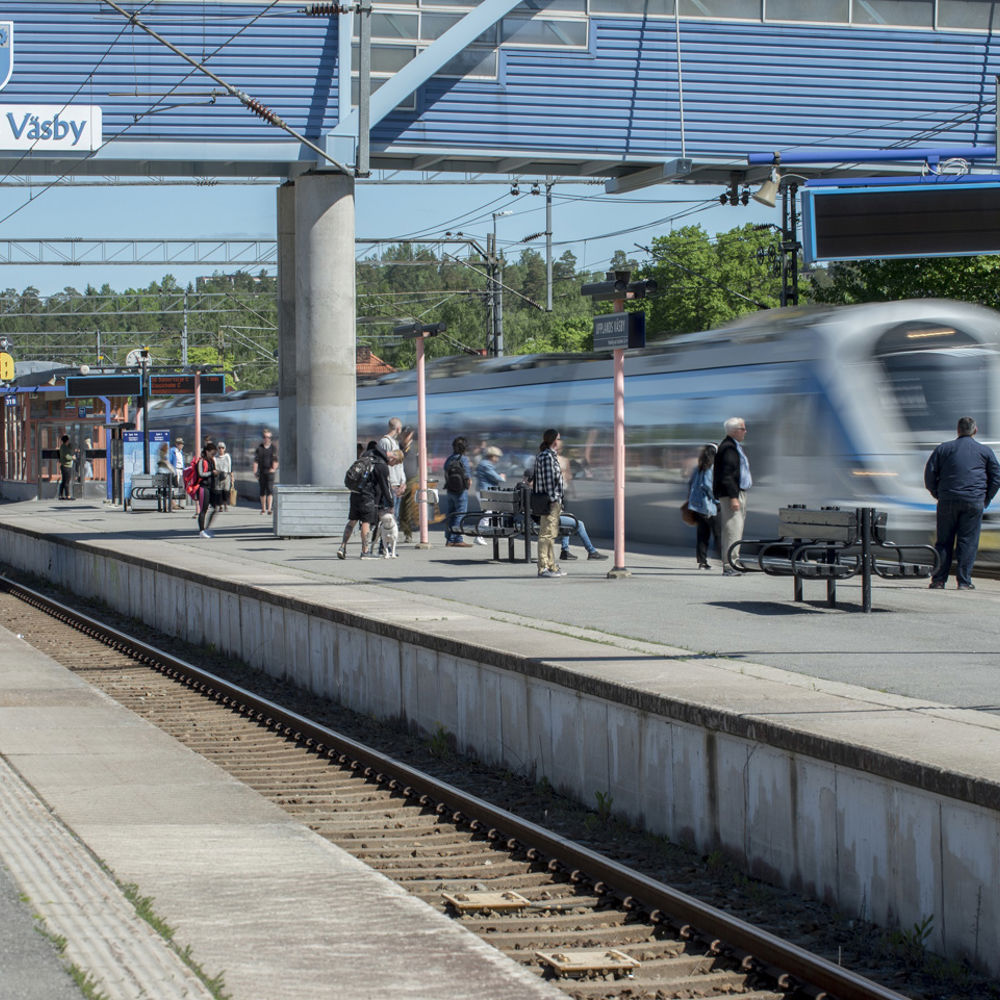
[65,374,142,398]
[149,374,226,396]
[592,311,646,351]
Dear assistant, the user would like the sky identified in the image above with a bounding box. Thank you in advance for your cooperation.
[0,175,782,297]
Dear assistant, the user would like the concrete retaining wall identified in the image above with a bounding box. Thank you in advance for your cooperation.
[3,524,998,975]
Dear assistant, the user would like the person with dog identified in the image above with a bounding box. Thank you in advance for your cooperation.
[713,417,751,576]
[338,440,393,559]
[379,418,406,551]
[687,443,719,570]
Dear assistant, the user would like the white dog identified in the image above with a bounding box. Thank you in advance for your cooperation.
[378,511,399,558]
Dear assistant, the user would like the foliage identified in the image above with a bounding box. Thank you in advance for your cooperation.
[643,223,802,336]
[811,255,1000,310]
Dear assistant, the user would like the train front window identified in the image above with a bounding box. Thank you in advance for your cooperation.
[878,348,990,437]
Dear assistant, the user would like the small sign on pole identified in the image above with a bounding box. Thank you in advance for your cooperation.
[592,312,646,351]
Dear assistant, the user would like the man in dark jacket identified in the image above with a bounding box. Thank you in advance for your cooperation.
[337,441,393,559]
[713,417,751,575]
[924,416,1000,590]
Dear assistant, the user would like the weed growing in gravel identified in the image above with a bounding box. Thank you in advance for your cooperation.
[427,723,453,758]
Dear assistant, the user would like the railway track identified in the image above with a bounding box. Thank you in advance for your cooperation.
[0,576,913,1000]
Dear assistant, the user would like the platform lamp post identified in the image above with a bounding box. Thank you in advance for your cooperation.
[394,321,446,547]
[581,273,657,579]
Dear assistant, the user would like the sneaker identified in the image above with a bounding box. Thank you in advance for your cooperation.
[587,551,608,560]
[474,536,488,545]
[550,566,566,577]
[199,530,212,539]
[560,550,578,560]
[722,567,739,576]
[928,580,945,589]
[538,569,556,578]
[958,582,976,590]
[450,541,472,548]
[337,546,346,560]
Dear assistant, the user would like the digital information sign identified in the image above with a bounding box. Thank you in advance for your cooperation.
[64,374,142,398]
[149,374,226,396]
[802,182,1000,263]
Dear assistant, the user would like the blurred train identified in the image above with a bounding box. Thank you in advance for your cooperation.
[147,299,1000,556]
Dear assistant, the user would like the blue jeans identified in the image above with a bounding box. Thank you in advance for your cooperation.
[440,490,467,543]
[932,499,983,587]
[560,514,597,554]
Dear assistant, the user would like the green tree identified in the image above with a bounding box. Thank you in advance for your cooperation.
[810,256,1000,310]
[643,224,792,337]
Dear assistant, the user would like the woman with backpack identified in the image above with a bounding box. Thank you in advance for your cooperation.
[441,436,472,548]
[195,439,220,539]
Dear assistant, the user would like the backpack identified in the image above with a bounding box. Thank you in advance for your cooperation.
[344,452,375,492]
[444,456,466,494]
[182,458,200,497]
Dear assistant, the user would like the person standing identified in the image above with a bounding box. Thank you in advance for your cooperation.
[534,428,565,577]
[57,435,75,500]
[441,436,472,548]
[398,425,417,543]
[252,428,278,516]
[169,437,186,509]
[215,441,233,511]
[195,440,220,538]
[924,416,1000,591]
[687,444,719,569]
[338,440,393,559]
[713,417,751,576]
[379,417,406,524]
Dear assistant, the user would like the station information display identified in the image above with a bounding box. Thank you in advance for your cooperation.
[64,374,142,398]
[149,374,226,396]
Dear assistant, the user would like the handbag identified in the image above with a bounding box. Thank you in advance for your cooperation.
[530,491,551,516]
[680,500,697,526]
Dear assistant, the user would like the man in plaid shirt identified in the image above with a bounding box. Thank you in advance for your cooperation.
[533,428,565,577]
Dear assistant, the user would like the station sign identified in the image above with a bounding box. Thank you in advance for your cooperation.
[593,311,646,351]
[149,373,226,396]
[0,104,102,152]
[65,374,142,398]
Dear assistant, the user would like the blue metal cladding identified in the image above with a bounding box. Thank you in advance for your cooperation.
[1,3,999,162]
[0,2,342,142]
[383,17,1000,159]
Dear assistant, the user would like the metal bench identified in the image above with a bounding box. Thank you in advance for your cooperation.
[129,473,183,512]
[457,485,579,563]
[729,505,939,612]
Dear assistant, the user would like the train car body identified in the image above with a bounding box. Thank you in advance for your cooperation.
[147,300,1000,556]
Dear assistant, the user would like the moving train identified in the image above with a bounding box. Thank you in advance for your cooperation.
[147,299,1000,556]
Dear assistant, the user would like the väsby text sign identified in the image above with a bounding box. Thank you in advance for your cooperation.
[0,105,102,151]
[593,311,646,351]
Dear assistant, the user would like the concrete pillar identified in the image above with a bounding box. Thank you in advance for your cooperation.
[277,181,297,484]
[293,171,356,486]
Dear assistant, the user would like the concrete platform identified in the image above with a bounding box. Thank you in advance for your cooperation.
[0,623,564,1000]
[0,498,999,975]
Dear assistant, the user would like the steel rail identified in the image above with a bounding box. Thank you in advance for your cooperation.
[1,573,910,1000]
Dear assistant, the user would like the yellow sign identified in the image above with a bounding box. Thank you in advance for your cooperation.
[0,352,12,381]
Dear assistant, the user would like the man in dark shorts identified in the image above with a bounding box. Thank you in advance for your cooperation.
[252,428,278,515]
[337,440,392,559]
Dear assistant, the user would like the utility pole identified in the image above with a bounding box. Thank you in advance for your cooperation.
[181,289,189,367]
[491,210,512,357]
[545,177,553,312]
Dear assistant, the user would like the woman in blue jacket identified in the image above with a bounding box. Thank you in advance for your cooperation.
[687,444,719,569]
